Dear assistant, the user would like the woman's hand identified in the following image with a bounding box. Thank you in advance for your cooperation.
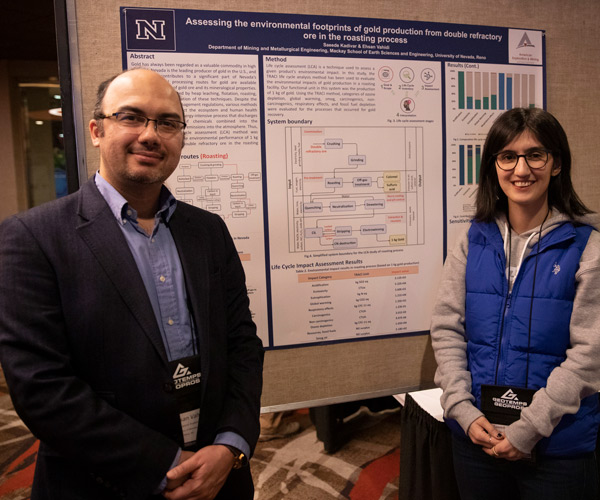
[468,416,526,461]
[467,416,503,449]
[484,437,526,461]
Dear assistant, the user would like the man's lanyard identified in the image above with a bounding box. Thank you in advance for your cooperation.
[169,355,202,448]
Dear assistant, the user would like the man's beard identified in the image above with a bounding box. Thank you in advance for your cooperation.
[123,167,172,185]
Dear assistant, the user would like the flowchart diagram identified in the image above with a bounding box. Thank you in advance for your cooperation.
[173,158,261,221]
[286,126,425,252]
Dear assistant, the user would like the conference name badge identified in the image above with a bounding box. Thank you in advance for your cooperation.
[480,384,536,461]
[169,356,202,448]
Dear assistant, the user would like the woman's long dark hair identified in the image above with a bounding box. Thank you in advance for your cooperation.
[475,107,591,222]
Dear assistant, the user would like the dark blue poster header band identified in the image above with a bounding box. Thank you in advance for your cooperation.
[122,7,540,66]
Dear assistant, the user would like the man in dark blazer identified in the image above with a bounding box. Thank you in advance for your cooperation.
[0,69,263,499]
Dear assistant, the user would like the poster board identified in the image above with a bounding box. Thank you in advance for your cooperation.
[60,0,599,409]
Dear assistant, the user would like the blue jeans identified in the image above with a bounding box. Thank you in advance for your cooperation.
[451,435,598,500]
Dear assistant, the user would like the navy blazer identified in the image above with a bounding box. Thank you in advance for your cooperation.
[0,179,263,499]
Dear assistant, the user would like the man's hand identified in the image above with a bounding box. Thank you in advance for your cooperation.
[163,445,235,500]
[164,451,195,491]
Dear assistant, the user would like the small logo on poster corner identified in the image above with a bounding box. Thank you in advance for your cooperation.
[125,8,176,51]
[517,32,535,49]
[508,29,542,65]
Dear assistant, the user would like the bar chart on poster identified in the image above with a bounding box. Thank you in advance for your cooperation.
[457,144,481,186]
[456,70,538,110]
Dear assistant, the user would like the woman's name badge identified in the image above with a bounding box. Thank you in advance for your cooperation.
[480,384,536,461]
[480,384,535,425]
[169,356,202,448]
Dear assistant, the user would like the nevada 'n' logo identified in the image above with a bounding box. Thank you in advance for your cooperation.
[135,19,166,41]
[124,8,176,51]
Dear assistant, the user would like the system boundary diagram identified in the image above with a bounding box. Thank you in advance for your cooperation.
[287,126,425,253]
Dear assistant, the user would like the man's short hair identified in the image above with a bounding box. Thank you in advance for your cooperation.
[92,68,186,134]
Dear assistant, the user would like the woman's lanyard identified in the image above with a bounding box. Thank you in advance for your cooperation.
[507,209,550,387]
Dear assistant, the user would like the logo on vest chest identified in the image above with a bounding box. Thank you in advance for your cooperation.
[552,262,561,275]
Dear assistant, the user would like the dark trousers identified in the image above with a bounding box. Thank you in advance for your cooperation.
[452,435,598,500]
[215,466,254,499]
[151,466,254,500]
[32,455,254,500]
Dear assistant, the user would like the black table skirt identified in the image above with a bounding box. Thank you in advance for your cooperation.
[399,393,461,500]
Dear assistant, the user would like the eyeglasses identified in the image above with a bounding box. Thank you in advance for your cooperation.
[494,149,552,171]
[98,112,186,137]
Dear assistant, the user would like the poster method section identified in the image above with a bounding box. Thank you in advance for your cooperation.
[125,51,270,346]
[263,55,442,347]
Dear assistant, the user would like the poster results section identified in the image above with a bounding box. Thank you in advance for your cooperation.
[444,30,544,250]
[125,52,270,345]
[264,56,443,346]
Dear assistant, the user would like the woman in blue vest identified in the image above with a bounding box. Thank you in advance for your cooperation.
[431,107,600,499]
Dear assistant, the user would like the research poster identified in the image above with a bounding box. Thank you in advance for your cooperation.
[119,8,545,348]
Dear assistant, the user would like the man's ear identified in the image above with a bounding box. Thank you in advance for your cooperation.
[89,119,102,146]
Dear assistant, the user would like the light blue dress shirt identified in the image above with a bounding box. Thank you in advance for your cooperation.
[95,173,249,488]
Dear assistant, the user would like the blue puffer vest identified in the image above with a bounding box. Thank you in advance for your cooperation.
[464,219,599,456]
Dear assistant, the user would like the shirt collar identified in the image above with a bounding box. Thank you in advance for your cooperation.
[94,172,177,225]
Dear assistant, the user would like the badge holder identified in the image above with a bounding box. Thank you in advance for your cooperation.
[169,355,202,449]
[480,384,537,463]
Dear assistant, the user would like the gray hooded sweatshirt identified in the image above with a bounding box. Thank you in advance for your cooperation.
[431,210,600,454]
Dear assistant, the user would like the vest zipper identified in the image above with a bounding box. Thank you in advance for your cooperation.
[494,290,511,384]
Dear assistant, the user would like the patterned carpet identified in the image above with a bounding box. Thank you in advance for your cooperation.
[0,373,400,499]
[252,409,400,499]
[0,374,37,500]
